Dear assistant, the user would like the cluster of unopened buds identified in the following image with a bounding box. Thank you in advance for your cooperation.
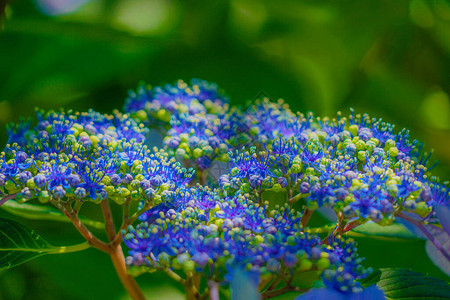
[1,78,448,299]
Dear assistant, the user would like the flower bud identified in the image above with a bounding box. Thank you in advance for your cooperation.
[276,177,288,188]
[74,187,87,199]
[19,171,32,184]
[110,174,122,186]
[122,173,133,184]
[34,174,47,188]
[67,174,81,187]
[53,186,66,199]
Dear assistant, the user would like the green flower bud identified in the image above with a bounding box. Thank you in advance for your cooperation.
[5,181,21,193]
[249,127,259,136]
[270,183,282,193]
[179,133,189,142]
[176,148,186,157]
[349,124,358,136]
[384,139,396,150]
[287,235,296,245]
[106,186,115,196]
[120,187,131,197]
[193,148,203,159]
[26,178,37,189]
[388,147,399,158]
[135,110,148,121]
[290,163,302,174]
[298,258,312,272]
[38,191,50,203]
[357,151,367,161]
[316,257,330,272]
[356,140,366,151]
[182,260,195,275]
[156,109,170,122]
[241,182,250,193]
[101,175,111,185]
[415,202,431,217]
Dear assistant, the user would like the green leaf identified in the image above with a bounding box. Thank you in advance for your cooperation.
[1,200,104,229]
[376,268,450,299]
[348,221,419,241]
[0,218,90,270]
[360,269,382,288]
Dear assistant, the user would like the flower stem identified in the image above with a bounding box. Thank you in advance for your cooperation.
[185,274,200,300]
[262,286,308,299]
[109,244,146,300]
[0,193,17,207]
[51,198,147,300]
[50,199,110,253]
[300,208,313,228]
[101,199,116,241]
[208,280,219,300]
[288,193,308,206]
[163,268,186,285]
[48,241,91,254]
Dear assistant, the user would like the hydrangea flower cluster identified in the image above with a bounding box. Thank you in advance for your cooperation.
[122,79,449,298]
[218,101,448,228]
[1,79,448,300]
[0,108,194,208]
[125,187,370,295]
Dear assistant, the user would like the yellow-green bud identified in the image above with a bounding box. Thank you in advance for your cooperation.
[357,151,367,161]
[388,147,399,158]
[120,187,131,197]
[182,260,195,274]
[298,259,312,272]
[193,148,203,158]
[316,258,330,272]
[135,110,148,121]
[415,202,431,217]
[349,124,358,136]
[26,178,37,189]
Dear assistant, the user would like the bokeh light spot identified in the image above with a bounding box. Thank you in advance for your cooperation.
[422,87,450,129]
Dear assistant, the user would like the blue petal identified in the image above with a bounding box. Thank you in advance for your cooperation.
[230,268,260,300]
[396,213,426,239]
[424,225,450,276]
[317,207,338,222]
[295,288,347,300]
[89,188,97,200]
[350,286,386,300]
[435,205,450,236]
[296,286,385,300]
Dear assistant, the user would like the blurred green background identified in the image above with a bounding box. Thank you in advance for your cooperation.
[0,0,449,299]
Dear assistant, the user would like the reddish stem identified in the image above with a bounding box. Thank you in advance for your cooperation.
[101,199,117,241]
[0,193,17,207]
[109,244,146,300]
[300,209,313,228]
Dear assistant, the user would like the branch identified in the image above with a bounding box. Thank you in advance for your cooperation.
[109,244,146,300]
[208,280,219,300]
[112,198,152,247]
[163,268,186,285]
[0,193,17,207]
[185,273,201,300]
[101,199,116,242]
[300,208,314,228]
[49,198,111,253]
[288,192,308,206]
[262,286,308,299]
